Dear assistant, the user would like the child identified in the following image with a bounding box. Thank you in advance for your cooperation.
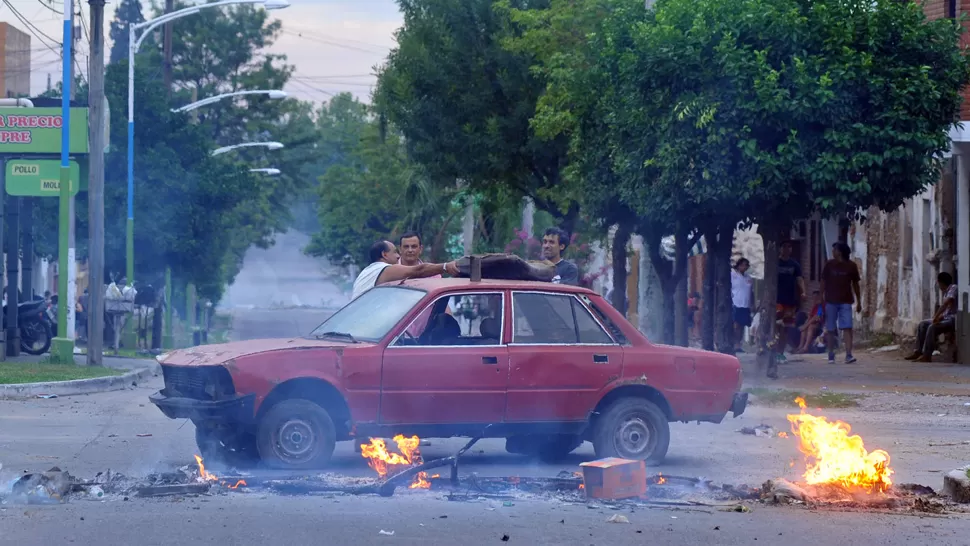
[796,291,825,354]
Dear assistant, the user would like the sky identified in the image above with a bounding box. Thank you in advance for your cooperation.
[3,0,403,104]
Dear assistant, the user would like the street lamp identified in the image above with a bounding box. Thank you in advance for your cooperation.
[250,168,281,175]
[171,90,288,114]
[126,0,290,289]
[212,141,285,156]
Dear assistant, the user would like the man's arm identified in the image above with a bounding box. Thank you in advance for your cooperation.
[935,289,956,322]
[378,262,459,284]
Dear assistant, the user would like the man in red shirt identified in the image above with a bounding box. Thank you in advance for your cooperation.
[820,242,862,364]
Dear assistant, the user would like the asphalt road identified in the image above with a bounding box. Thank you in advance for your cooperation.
[2,235,969,544]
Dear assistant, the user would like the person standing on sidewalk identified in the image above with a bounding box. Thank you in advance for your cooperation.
[731,258,754,351]
[905,272,957,363]
[820,242,862,364]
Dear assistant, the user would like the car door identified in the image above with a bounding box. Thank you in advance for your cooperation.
[506,290,624,422]
[380,291,509,425]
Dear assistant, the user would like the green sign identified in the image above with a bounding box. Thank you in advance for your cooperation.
[5,159,82,197]
[0,108,89,154]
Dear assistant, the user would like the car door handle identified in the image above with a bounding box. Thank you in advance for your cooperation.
[593,354,609,364]
[482,356,498,365]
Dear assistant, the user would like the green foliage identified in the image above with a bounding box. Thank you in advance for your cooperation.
[375,0,580,230]
[109,0,146,64]
[304,93,462,269]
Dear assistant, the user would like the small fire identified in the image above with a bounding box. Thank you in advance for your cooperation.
[359,435,432,489]
[194,455,218,482]
[778,432,789,439]
[657,473,666,485]
[193,455,248,490]
[786,397,893,492]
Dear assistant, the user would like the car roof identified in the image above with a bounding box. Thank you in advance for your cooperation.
[393,277,596,295]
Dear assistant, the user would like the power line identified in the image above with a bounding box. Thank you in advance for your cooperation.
[2,0,62,55]
[282,30,386,55]
[284,23,392,51]
[35,0,62,15]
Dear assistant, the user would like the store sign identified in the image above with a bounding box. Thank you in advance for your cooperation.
[5,159,82,196]
[0,108,89,154]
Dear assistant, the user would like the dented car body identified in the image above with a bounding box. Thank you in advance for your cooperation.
[150,278,747,470]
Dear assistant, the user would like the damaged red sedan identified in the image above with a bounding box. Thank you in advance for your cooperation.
[150,278,747,470]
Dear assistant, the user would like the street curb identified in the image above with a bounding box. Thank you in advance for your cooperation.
[0,365,159,400]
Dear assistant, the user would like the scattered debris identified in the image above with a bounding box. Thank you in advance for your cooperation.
[136,434,152,438]
[761,479,810,503]
[871,344,899,353]
[11,467,73,503]
[35,394,57,399]
[378,530,395,536]
[501,535,510,542]
[136,483,211,498]
[88,486,104,499]
[719,504,751,513]
[606,514,630,523]
[738,425,776,438]
[913,497,946,514]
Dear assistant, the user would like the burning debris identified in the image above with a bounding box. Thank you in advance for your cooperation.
[786,397,893,494]
[359,435,435,490]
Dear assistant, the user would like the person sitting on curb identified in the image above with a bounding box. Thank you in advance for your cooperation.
[905,272,957,363]
[795,291,825,354]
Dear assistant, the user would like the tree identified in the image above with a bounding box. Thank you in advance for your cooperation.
[109,0,146,64]
[374,0,583,232]
[305,93,462,268]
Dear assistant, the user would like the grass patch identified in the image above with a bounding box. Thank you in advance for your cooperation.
[744,387,863,408]
[0,361,123,384]
[866,331,895,349]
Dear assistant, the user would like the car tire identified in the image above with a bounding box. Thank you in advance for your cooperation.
[505,434,583,462]
[592,398,670,465]
[256,399,336,470]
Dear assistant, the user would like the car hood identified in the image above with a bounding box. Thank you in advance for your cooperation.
[158,338,366,367]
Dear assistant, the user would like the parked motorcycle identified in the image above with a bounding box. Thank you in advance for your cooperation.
[1,299,54,355]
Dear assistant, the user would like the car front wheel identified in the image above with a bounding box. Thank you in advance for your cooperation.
[256,399,336,470]
[592,398,670,465]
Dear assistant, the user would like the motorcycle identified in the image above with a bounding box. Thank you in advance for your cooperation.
[1,299,54,355]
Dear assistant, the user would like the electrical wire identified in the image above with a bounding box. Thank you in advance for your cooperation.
[1,0,62,55]
[35,0,63,15]
[282,30,386,55]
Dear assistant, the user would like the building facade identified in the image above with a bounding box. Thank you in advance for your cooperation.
[0,22,30,98]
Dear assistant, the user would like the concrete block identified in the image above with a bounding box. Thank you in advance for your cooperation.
[942,465,970,503]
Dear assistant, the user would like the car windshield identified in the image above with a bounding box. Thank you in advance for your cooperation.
[309,286,426,343]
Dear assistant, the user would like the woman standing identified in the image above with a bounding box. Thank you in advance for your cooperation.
[731,258,754,352]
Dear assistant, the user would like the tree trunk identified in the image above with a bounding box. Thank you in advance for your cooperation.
[662,282,676,345]
[701,225,718,350]
[611,223,631,314]
[757,222,781,378]
[639,222,676,345]
[674,228,690,347]
[715,219,736,354]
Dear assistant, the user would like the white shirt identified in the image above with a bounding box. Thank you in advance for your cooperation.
[731,269,753,309]
[352,262,392,300]
[942,284,958,320]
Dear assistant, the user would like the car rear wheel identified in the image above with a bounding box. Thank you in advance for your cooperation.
[592,398,670,465]
[256,399,336,470]
[195,426,259,469]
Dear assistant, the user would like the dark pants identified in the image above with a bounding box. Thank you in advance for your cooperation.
[916,318,955,356]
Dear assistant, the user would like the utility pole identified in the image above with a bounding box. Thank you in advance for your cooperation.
[160,0,175,350]
[67,3,78,347]
[87,0,107,365]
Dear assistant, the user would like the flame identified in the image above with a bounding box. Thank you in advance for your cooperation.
[579,483,585,490]
[228,480,247,489]
[194,455,218,482]
[778,432,789,438]
[787,397,893,492]
[657,473,666,485]
[360,435,431,489]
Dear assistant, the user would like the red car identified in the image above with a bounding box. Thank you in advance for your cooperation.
[150,278,747,470]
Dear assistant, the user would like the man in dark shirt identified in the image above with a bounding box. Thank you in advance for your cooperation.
[820,242,862,364]
[542,227,580,285]
[776,240,806,332]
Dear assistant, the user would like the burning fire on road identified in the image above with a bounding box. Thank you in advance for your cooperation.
[359,435,438,489]
[786,397,893,494]
[193,455,248,490]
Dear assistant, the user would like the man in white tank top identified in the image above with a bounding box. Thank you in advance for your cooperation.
[352,240,459,300]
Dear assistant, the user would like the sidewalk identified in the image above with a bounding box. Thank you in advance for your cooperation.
[1,353,159,372]
[740,346,970,395]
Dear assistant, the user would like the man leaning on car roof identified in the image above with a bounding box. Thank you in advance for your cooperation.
[352,240,460,300]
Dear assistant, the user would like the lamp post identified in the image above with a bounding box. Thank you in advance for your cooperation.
[212,141,284,156]
[126,0,290,290]
[172,90,287,114]
[249,168,281,175]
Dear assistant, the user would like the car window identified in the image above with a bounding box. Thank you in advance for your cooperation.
[573,299,614,344]
[309,286,426,343]
[512,292,615,345]
[393,293,504,347]
[581,295,629,344]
